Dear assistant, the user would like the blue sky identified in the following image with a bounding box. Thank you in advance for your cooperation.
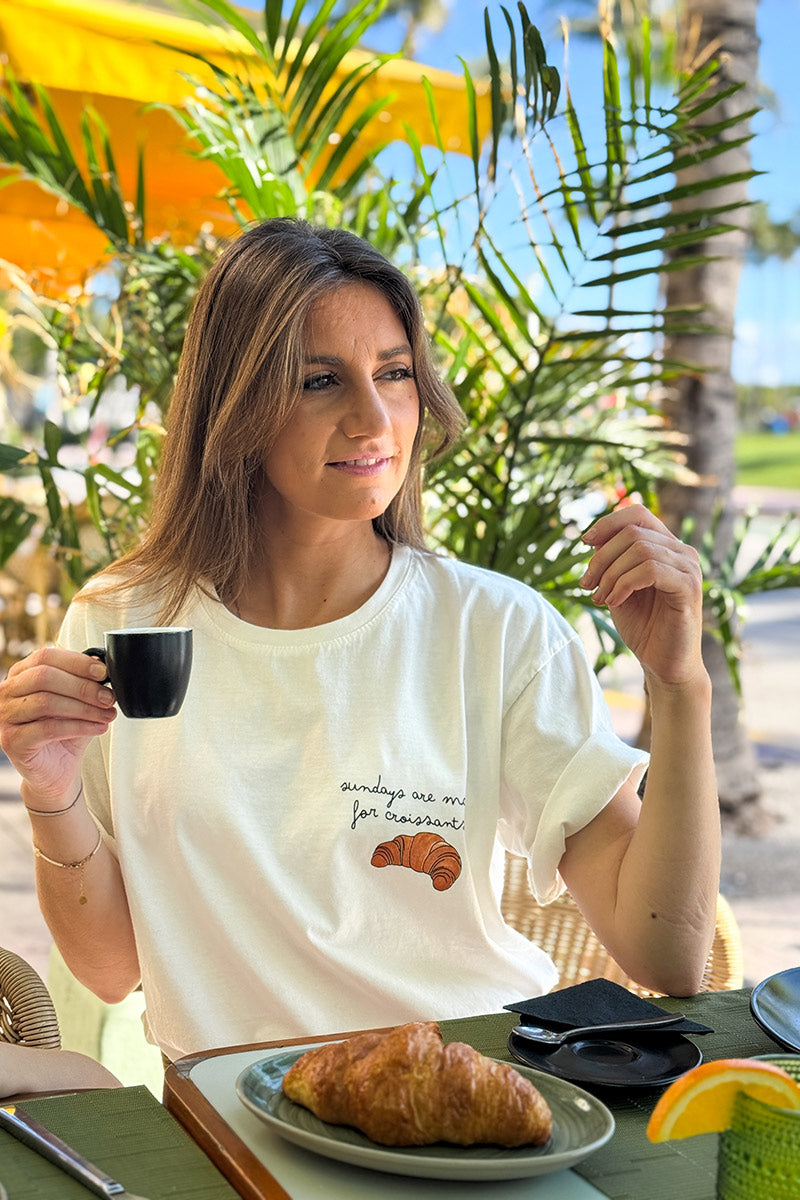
[243,0,799,386]
[384,0,800,389]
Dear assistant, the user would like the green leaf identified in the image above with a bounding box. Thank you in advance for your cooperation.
[288,8,390,134]
[314,93,390,193]
[604,202,743,238]
[624,170,757,211]
[565,97,598,224]
[283,0,341,93]
[277,0,308,73]
[0,496,37,568]
[296,58,388,167]
[641,14,652,113]
[264,0,282,57]
[635,136,754,185]
[501,5,519,118]
[193,0,269,62]
[603,37,624,187]
[420,77,446,155]
[484,8,505,182]
[460,58,481,194]
[594,225,736,262]
[43,421,63,466]
[0,444,32,471]
[135,145,146,235]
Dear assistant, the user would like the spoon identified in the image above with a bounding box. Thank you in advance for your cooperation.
[510,1011,685,1047]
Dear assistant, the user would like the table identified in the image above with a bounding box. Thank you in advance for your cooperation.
[163,988,785,1200]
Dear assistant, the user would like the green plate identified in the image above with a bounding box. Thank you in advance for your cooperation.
[235,1048,614,1181]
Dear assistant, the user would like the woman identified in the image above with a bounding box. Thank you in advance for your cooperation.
[0,1043,120,1097]
[0,219,720,1061]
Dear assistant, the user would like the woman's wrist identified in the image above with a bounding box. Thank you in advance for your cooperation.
[21,779,84,817]
[22,777,101,870]
[643,665,712,707]
[23,782,83,817]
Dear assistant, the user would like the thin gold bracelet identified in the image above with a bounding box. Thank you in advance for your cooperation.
[24,783,83,818]
[33,828,102,906]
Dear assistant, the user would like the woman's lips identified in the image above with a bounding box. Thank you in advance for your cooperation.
[327,456,391,476]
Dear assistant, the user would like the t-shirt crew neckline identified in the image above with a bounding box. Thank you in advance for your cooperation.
[198,544,415,646]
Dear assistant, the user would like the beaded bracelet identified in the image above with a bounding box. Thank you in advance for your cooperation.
[24,783,83,817]
[33,828,102,905]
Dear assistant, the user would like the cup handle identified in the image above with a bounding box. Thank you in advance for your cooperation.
[83,647,109,685]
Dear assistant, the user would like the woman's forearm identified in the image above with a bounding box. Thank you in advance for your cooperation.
[23,782,141,1004]
[614,669,721,995]
[0,1043,122,1097]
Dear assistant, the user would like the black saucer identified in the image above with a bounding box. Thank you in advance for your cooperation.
[507,1028,702,1089]
[751,967,800,1053]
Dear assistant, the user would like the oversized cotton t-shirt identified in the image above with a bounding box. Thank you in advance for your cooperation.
[58,546,648,1060]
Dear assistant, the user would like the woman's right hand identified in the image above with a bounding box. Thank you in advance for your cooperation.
[0,647,117,803]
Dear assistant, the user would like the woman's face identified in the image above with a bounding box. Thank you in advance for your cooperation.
[261,282,421,536]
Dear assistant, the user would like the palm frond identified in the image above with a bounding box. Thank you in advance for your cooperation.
[0,76,138,246]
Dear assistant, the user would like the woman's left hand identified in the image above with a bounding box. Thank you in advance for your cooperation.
[580,504,705,687]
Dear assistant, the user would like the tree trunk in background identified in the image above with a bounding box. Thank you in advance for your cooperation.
[657,0,762,822]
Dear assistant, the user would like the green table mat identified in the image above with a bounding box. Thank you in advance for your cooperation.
[440,988,784,1200]
[0,1084,240,1200]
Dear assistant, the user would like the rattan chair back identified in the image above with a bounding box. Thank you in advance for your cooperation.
[0,946,61,1047]
[500,853,744,997]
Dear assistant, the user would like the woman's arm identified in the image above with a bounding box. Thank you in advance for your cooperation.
[0,648,141,1003]
[558,505,720,996]
[0,1043,121,1098]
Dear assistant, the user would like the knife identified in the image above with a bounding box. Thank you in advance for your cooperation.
[0,1103,151,1199]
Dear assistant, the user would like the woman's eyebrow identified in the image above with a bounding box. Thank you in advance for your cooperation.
[304,344,413,366]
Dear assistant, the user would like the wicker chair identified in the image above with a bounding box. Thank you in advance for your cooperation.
[500,853,744,998]
[0,946,61,1048]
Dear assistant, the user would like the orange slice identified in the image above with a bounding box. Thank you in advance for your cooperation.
[647,1058,800,1142]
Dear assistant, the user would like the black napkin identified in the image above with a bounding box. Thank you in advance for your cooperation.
[504,978,712,1034]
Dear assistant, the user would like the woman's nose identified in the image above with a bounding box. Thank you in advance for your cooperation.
[341,379,392,438]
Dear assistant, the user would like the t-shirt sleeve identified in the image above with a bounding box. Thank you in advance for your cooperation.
[496,634,648,905]
[57,598,116,850]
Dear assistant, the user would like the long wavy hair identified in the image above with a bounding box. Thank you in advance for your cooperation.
[92,218,465,621]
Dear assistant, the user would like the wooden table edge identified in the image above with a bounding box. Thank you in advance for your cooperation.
[163,1028,392,1200]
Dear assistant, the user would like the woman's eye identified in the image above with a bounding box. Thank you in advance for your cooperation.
[303,372,338,392]
[381,366,415,382]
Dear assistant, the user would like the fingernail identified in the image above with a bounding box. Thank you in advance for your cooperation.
[89,661,107,679]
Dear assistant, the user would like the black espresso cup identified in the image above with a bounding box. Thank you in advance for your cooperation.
[84,627,193,719]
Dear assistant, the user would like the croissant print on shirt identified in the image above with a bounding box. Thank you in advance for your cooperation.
[370,832,462,891]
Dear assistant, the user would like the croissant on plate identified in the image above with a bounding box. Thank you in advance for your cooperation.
[370,832,462,891]
[281,1020,552,1147]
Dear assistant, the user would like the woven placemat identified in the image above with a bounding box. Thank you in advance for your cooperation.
[0,1084,240,1199]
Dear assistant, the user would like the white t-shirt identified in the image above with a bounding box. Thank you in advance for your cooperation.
[58,546,647,1059]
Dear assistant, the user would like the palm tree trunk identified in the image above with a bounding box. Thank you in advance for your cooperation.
[657,0,761,819]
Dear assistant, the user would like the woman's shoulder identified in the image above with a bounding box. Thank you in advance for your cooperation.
[407,548,577,647]
[58,570,199,646]
[412,547,560,613]
[405,549,583,680]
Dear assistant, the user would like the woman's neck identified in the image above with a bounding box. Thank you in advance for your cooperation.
[228,524,393,630]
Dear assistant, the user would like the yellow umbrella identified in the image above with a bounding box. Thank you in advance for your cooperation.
[0,0,488,284]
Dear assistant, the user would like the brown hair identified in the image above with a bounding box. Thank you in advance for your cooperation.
[93,218,465,620]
